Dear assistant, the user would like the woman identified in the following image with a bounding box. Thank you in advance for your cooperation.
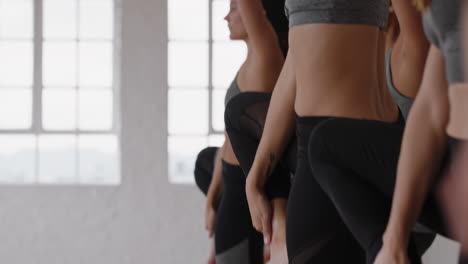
[439,3,468,261]
[244,0,400,263]
[299,0,433,262]
[194,0,288,262]
[294,0,464,263]
[375,0,466,262]
[226,2,436,263]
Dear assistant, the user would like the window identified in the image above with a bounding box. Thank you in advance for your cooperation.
[0,0,120,185]
[168,0,247,183]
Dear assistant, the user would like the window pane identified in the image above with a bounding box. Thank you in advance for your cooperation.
[78,42,113,87]
[168,0,208,40]
[78,135,119,184]
[43,0,77,39]
[168,136,207,184]
[42,89,77,130]
[0,89,32,129]
[212,89,226,131]
[168,41,208,87]
[212,41,246,87]
[212,0,230,41]
[0,135,35,183]
[0,0,33,39]
[168,89,208,134]
[208,134,224,147]
[0,41,33,86]
[78,89,113,130]
[79,0,114,40]
[43,42,77,86]
[38,135,77,184]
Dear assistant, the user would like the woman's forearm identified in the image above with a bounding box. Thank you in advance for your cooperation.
[385,102,448,245]
[249,55,296,187]
[384,46,450,247]
[207,142,225,205]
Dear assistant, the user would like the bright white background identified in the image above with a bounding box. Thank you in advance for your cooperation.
[0,0,119,185]
[167,0,246,184]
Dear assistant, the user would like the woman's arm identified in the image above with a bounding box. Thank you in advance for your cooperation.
[375,45,450,263]
[439,4,468,255]
[392,0,426,39]
[249,53,296,191]
[205,142,224,237]
[236,0,282,58]
[391,0,429,98]
[246,53,296,243]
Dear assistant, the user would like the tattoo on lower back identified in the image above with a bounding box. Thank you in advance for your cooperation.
[266,153,276,177]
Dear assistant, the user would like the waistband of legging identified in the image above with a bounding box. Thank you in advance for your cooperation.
[295,115,330,126]
[296,113,404,127]
[221,160,246,186]
[448,136,466,157]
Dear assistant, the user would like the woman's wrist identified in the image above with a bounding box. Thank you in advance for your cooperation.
[247,164,268,190]
[206,185,222,208]
[271,199,287,226]
[249,152,275,185]
[382,227,410,250]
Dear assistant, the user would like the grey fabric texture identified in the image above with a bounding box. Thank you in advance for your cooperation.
[386,48,414,121]
[215,239,250,264]
[225,75,241,107]
[422,0,464,84]
[284,0,389,29]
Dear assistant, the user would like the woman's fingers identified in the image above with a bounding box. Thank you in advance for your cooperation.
[262,209,273,244]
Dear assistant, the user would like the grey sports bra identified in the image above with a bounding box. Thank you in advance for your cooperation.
[386,48,414,121]
[422,0,464,84]
[284,0,389,29]
[225,75,241,107]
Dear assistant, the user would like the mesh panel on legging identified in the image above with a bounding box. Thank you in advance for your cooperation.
[215,161,264,263]
[224,92,296,199]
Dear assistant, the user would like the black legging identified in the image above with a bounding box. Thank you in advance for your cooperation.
[225,92,295,199]
[194,147,264,263]
[286,116,366,263]
[216,161,264,263]
[194,147,218,195]
[226,94,368,263]
[305,117,457,263]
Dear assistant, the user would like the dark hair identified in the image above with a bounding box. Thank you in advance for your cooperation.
[262,0,289,56]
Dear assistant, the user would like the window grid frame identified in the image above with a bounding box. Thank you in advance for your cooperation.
[167,0,227,139]
[168,0,248,184]
[0,0,119,134]
[0,0,121,185]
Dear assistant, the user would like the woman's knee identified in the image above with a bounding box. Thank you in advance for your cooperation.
[194,147,218,194]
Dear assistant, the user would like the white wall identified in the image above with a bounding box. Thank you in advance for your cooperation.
[0,0,208,263]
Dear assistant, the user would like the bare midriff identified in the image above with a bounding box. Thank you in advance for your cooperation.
[447,84,468,140]
[290,23,398,122]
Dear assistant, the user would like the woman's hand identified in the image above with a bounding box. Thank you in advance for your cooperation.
[270,198,288,264]
[374,234,410,264]
[374,245,410,264]
[246,174,273,244]
[205,144,223,238]
[205,195,219,238]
